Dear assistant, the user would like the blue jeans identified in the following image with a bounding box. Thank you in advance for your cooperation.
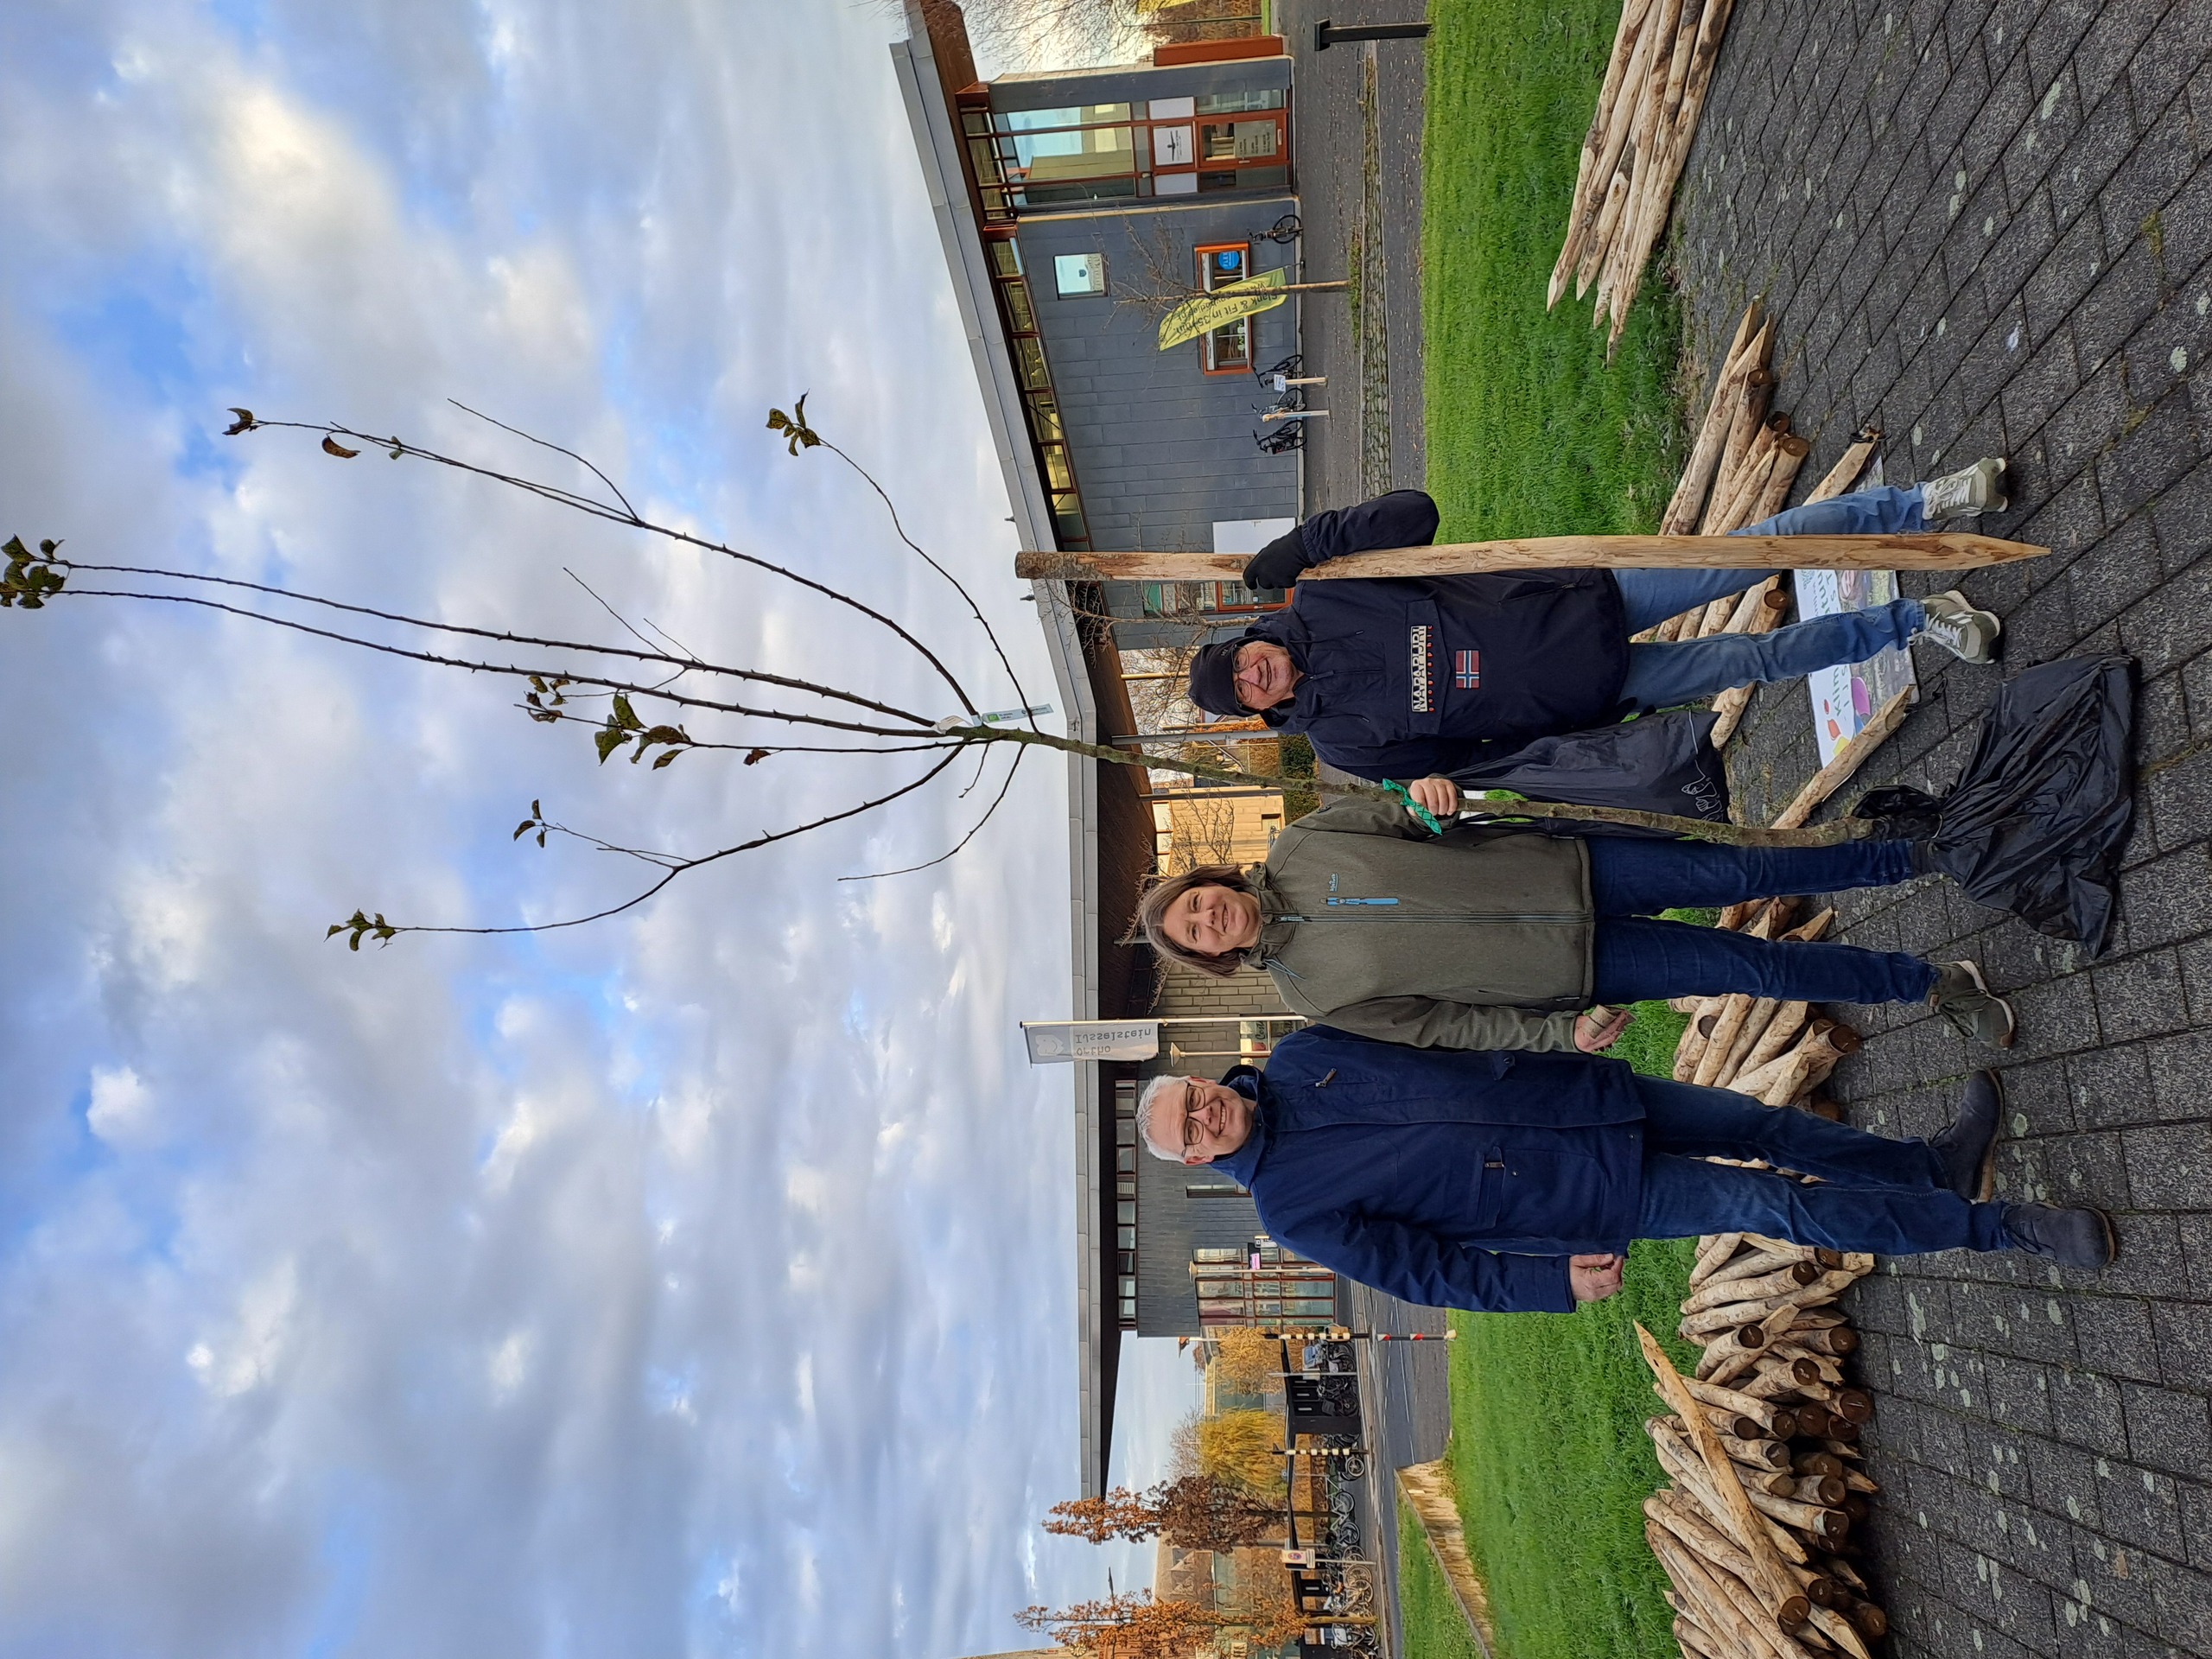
[1613,486,1929,710]
[1631,1074,2009,1254]
[1585,836,1936,1006]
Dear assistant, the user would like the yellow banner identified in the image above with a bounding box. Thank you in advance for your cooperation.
[1158,268,1288,349]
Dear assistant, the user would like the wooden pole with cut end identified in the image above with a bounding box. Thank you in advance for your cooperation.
[1769,686,1916,829]
[1749,435,1814,523]
[1648,1424,1813,1567]
[1557,0,1663,304]
[1605,0,1739,347]
[1807,429,1881,504]
[1682,1262,1825,1315]
[1548,0,1657,307]
[1592,0,1686,309]
[1648,1529,1808,1659]
[1688,1230,1745,1285]
[1014,533,2047,582]
[1702,362,1773,529]
[1637,1321,1810,1615]
[1662,302,1763,532]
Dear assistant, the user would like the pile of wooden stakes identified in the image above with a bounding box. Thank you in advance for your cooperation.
[1549,0,1738,351]
[1639,302,1885,748]
[1669,897,1856,1114]
[1637,1306,1889,1659]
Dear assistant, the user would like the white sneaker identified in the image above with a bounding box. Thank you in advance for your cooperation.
[1917,591,2002,664]
[1920,457,2009,519]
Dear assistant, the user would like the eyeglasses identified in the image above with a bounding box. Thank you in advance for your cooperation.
[1180,1080,1209,1154]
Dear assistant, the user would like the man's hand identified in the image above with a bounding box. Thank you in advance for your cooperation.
[1573,1005,1635,1052]
[1406,776,1460,819]
[1569,1253,1624,1303]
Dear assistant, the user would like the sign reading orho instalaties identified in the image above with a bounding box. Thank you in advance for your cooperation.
[1020,1020,1162,1064]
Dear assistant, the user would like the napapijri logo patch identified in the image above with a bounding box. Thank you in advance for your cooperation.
[1454,649,1481,690]
[1408,623,1436,712]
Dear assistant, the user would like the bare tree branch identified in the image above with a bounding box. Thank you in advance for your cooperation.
[339,747,969,941]
[236,416,982,715]
[819,438,1042,734]
[53,582,935,740]
[447,398,640,522]
[840,743,1029,881]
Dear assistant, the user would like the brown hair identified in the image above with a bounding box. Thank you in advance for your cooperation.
[1133,865,1260,979]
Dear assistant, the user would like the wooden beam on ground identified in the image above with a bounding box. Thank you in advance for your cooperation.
[1769,686,1915,830]
[1014,532,2047,582]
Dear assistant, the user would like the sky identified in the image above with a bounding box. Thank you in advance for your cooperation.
[0,1,1198,1655]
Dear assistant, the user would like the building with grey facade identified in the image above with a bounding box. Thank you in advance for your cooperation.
[892,1,1331,1495]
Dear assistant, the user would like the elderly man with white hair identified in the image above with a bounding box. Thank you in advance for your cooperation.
[1138,1026,2110,1313]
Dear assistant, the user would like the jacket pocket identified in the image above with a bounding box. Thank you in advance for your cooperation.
[1483,1145,1605,1240]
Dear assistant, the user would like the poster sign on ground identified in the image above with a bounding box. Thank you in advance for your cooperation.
[1021,1020,1161,1064]
[1794,567,1918,767]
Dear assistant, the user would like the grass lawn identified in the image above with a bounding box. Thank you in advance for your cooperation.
[1397,1493,1489,1659]
[1431,982,1711,1659]
[1423,0,1686,543]
[1419,3,1712,1651]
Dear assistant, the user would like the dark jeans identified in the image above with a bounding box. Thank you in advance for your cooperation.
[1631,1074,2009,1255]
[1585,836,1938,1007]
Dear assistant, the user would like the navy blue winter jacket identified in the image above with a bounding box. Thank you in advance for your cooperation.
[1239,492,1632,782]
[1208,1027,1647,1314]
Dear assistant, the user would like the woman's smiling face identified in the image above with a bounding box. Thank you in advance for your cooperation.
[1168,883,1262,956]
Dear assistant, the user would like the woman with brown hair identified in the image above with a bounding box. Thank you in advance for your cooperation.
[1134,797,2015,1052]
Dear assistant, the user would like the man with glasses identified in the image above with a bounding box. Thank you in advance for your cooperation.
[1135,1026,2111,1313]
[1184,474,2005,818]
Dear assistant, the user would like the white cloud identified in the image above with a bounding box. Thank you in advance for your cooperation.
[85,1065,156,1146]
[0,0,1112,1654]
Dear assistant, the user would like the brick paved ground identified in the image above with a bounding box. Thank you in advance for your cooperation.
[1672,1,2212,1652]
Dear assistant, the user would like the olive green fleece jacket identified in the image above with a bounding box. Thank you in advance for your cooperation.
[1250,797,1594,1051]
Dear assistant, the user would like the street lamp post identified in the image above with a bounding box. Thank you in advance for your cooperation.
[1313,18,1433,48]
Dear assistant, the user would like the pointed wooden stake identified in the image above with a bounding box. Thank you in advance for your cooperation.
[1015,532,2047,582]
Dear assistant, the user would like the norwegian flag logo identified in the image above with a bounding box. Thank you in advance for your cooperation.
[1453,650,1481,690]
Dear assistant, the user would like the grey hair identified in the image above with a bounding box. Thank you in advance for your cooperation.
[1136,1074,1191,1161]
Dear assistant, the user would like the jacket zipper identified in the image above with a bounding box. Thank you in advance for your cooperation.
[1273,912,1588,925]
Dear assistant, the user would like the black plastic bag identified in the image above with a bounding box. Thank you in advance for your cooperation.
[1447,708,1731,823]
[1853,655,2137,955]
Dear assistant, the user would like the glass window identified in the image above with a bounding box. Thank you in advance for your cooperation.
[1025,391,1064,442]
[1117,1224,1136,1249]
[987,239,1022,277]
[1203,318,1251,372]
[1040,445,1075,492]
[1116,1200,1136,1225]
[1000,125,1135,178]
[1116,1116,1135,1147]
[1051,493,1086,540]
[1195,89,1284,115]
[1001,279,1037,334]
[1013,336,1050,391]
[995,104,1133,131]
[1117,1147,1135,1173]
[1197,244,1249,290]
[1053,252,1107,297]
